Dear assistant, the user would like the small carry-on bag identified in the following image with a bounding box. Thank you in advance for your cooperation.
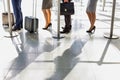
[24,0,39,33]
[25,17,38,33]
[2,0,14,26]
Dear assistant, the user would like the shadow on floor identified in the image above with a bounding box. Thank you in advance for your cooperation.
[46,38,87,80]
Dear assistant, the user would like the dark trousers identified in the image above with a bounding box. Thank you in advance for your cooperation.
[64,15,71,28]
[12,0,23,28]
[62,0,71,29]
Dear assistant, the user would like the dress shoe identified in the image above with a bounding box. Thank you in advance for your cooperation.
[60,28,70,34]
[62,25,72,31]
[86,26,96,34]
[20,25,23,28]
[43,23,52,30]
[12,26,21,31]
[60,30,70,34]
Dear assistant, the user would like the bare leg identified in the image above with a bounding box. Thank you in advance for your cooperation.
[87,12,96,31]
[86,12,92,30]
[86,12,92,25]
[47,9,51,24]
[91,12,96,27]
[42,9,48,27]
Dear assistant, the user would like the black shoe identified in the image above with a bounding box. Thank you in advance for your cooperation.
[60,25,72,34]
[20,23,23,28]
[12,27,21,31]
[62,25,72,31]
[60,31,70,34]
[43,23,52,30]
[60,29,70,34]
[20,26,23,28]
[86,26,96,34]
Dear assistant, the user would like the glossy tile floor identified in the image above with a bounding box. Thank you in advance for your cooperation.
[0,0,120,80]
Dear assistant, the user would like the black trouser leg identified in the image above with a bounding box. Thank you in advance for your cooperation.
[64,15,71,30]
[60,15,71,33]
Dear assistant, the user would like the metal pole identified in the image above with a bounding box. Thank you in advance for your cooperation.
[110,0,115,37]
[57,0,60,38]
[102,0,106,11]
[53,0,64,39]
[104,0,119,39]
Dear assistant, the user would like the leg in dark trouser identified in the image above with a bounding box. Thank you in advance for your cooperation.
[12,0,23,31]
[60,15,72,33]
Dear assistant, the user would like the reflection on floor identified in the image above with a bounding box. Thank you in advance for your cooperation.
[0,0,120,80]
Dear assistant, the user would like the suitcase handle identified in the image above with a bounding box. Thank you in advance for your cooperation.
[3,0,6,12]
[32,0,37,17]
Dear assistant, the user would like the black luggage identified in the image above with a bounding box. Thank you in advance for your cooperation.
[24,0,39,33]
[2,0,14,26]
[25,16,38,33]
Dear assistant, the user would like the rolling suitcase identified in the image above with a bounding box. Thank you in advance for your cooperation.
[25,17,38,33]
[24,0,39,33]
[2,0,14,26]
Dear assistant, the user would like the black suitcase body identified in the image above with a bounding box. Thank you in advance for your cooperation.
[25,16,39,33]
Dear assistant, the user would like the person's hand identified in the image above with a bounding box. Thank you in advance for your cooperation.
[64,0,69,2]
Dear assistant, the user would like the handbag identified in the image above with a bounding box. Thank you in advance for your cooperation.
[60,2,75,15]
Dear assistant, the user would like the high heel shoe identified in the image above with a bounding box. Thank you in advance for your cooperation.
[42,23,52,30]
[86,26,96,33]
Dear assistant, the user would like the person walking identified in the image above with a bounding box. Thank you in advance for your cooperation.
[60,0,72,34]
[12,0,23,31]
[42,0,52,30]
[86,0,98,33]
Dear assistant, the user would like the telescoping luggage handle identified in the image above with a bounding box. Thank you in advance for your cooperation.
[2,0,13,36]
[32,0,38,31]
[2,0,12,12]
[3,0,6,12]
[32,0,37,18]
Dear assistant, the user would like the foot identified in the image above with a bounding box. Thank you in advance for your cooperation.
[86,26,96,33]
[62,25,72,31]
[43,23,52,30]
[60,29,70,34]
[12,26,21,31]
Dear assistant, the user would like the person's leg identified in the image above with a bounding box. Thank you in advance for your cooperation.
[42,9,48,27]
[47,9,51,24]
[12,0,22,28]
[65,15,71,30]
[42,9,52,29]
[86,12,92,26]
[86,12,95,30]
[86,12,96,33]
[19,0,23,28]
[65,15,71,26]
[91,12,96,27]
[60,15,71,33]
